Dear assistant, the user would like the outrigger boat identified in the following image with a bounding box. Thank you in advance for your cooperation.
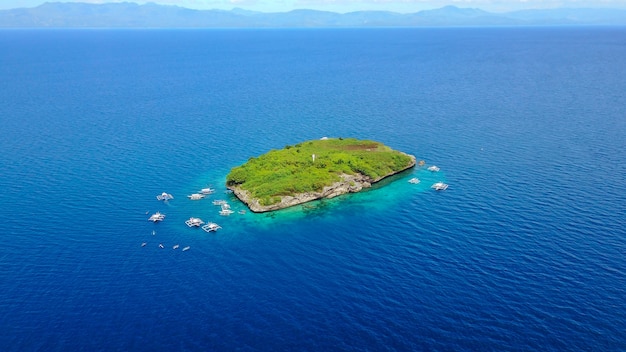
[431,182,449,191]
[219,203,234,216]
[202,222,222,233]
[185,217,204,227]
[187,193,205,200]
[148,212,165,222]
[408,177,420,184]
[427,165,440,172]
[200,187,215,194]
[156,192,174,201]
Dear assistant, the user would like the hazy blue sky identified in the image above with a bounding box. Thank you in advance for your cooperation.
[3,0,626,13]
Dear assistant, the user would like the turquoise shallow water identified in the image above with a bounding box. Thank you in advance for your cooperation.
[0,27,625,351]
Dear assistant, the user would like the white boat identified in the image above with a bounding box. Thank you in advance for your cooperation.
[159,243,164,248]
[182,246,190,251]
[427,165,440,172]
[408,177,420,184]
[202,222,222,233]
[219,203,234,216]
[141,242,147,247]
[173,244,179,250]
[152,230,156,236]
[148,212,165,222]
[187,193,205,200]
[431,182,449,191]
[156,192,174,201]
[213,199,226,206]
[200,187,215,194]
[185,217,204,227]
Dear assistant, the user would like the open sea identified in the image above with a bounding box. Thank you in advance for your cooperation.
[1,27,625,351]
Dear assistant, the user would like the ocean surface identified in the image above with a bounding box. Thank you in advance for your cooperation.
[1,27,625,351]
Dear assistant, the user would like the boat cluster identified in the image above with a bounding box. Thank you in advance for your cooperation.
[408,162,449,191]
[150,186,244,236]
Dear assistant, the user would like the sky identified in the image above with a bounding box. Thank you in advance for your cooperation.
[2,0,626,13]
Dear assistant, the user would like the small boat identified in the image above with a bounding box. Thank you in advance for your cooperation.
[202,222,222,232]
[185,217,204,227]
[187,193,205,200]
[182,246,190,251]
[141,242,147,247]
[200,187,215,194]
[408,177,420,184]
[219,203,234,216]
[152,230,156,235]
[156,192,174,201]
[238,210,246,215]
[418,160,425,166]
[431,182,448,191]
[173,244,179,250]
[159,243,164,248]
[213,199,226,206]
[427,165,440,172]
[148,212,165,222]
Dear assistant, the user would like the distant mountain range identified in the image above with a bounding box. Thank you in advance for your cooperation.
[2,2,626,28]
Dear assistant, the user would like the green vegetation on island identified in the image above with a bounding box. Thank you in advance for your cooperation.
[226,138,415,208]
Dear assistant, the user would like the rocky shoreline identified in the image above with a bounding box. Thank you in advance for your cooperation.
[228,153,416,213]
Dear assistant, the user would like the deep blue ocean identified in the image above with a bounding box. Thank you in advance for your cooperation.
[1,27,625,351]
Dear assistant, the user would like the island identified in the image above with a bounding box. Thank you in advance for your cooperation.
[226,138,416,212]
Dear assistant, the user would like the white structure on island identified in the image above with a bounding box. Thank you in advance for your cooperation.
[187,193,205,200]
[431,182,449,191]
[156,192,174,201]
[185,217,204,227]
[148,212,165,222]
[202,222,222,233]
